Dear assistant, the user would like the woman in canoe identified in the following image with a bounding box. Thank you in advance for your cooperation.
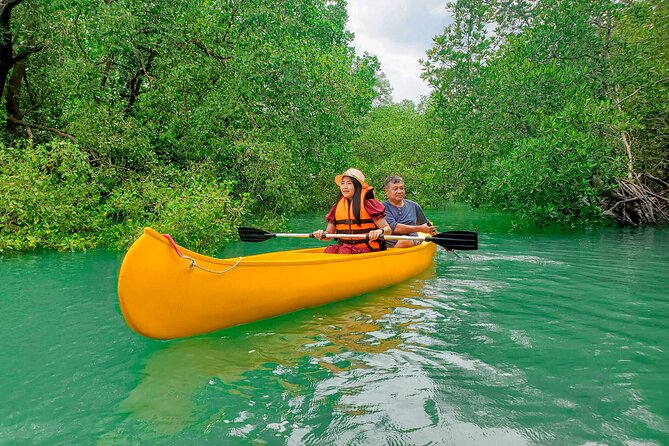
[312,168,392,254]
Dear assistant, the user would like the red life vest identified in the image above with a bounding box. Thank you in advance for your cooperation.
[333,192,384,251]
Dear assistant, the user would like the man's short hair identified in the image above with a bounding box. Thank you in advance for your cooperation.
[383,175,404,190]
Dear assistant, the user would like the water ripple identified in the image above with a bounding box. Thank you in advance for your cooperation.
[1,217,668,445]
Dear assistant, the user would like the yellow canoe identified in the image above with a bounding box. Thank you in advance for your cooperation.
[118,227,436,340]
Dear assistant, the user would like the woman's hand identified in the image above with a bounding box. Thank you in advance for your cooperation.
[312,229,327,240]
[369,229,385,241]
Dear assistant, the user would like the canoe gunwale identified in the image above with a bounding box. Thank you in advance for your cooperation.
[142,227,432,267]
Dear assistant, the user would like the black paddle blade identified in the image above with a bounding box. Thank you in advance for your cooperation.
[238,227,276,242]
[427,231,478,250]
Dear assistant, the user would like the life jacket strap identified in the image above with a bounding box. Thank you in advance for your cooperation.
[333,218,374,225]
[336,228,376,234]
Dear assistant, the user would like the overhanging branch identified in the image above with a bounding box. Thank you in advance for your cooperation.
[7,116,75,141]
[193,39,232,62]
[12,45,43,64]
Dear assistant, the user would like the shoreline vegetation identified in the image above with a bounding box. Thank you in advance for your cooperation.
[1,0,667,254]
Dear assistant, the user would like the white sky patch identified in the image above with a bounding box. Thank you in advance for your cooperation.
[346,0,453,104]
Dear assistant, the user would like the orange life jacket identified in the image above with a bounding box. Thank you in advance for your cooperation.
[333,192,384,251]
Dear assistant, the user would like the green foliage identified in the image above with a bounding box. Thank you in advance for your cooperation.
[0,0,383,252]
[233,135,304,214]
[101,163,252,255]
[349,102,447,207]
[5,0,662,242]
[0,141,105,252]
[610,0,669,175]
[483,109,623,225]
[0,142,252,254]
[420,0,667,226]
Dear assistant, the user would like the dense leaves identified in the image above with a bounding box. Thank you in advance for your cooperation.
[349,101,447,207]
[0,0,380,252]
[0,141,250,254]
[1,0,666,253]
[420,0,667,225]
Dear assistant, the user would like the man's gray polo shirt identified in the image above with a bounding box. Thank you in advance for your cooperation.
[382,199,429,247]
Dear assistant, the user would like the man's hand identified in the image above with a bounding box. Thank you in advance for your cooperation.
[417,223,437,234]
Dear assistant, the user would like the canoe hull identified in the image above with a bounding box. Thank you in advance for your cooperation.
[118,228,436,339]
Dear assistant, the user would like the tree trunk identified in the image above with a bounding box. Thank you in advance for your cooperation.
[125,52,155,112]
[6,57,25,134]
[0,0,25,104]
[614,84,635,180]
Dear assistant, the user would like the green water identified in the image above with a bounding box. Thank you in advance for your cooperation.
[1,208,667,445]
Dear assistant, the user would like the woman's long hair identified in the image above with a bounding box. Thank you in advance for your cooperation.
[335,178,374,225]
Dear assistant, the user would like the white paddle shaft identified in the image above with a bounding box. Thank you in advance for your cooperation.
[274,233,427,241]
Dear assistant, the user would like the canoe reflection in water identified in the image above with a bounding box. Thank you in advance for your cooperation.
[111,270,434,435]
[107,264,528,445]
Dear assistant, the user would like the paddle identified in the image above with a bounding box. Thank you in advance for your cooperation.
[238,227,478,251]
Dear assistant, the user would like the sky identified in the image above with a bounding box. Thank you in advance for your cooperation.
[346,1,453,104]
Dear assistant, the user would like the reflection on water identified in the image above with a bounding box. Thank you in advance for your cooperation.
[108,262,534,444]
[112,270,435,436]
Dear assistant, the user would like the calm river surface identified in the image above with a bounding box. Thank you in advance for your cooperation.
[1,208,667,445]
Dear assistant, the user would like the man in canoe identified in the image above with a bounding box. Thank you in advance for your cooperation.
[382,175,436,248]
[312,168,392,254]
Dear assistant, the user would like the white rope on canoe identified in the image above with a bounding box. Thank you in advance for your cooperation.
[182,254,242,274]
[163,233,242,274]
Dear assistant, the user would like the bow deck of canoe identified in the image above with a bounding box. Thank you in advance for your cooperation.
[118,227,437,340]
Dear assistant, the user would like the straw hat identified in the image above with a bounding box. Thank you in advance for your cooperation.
[334,168,371,190]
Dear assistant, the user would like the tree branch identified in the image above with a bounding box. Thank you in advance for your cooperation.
[617,77,669,105]
[221,0,244,44]
[0,0,24,25]
[74,12,89,62]
[7,116,75,141]
[642,172,669,189]
[192,39,233,62]
[12,45,43,64]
